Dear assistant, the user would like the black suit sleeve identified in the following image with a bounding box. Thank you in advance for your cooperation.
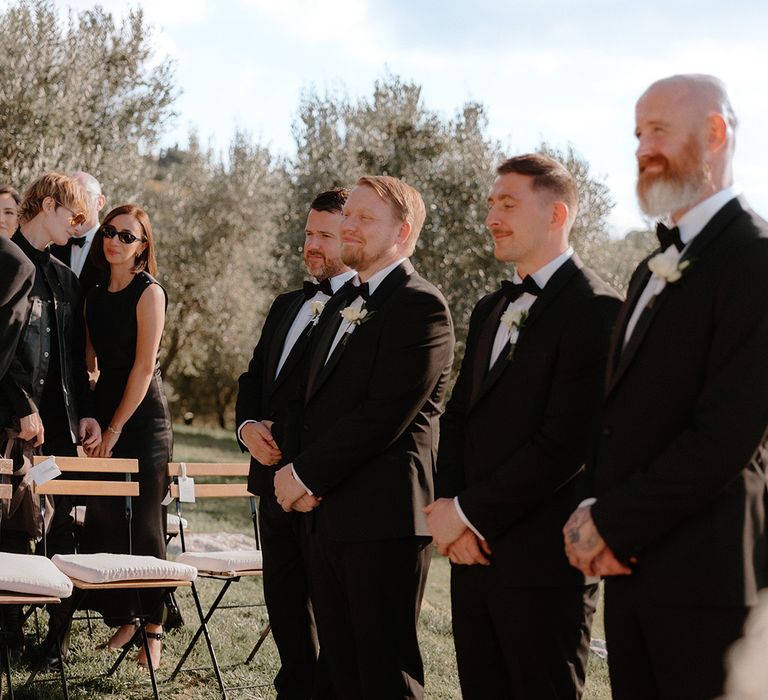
[458,294,621,540]
[592,238,768,557]
[435,300,490,499]
[0,244,34,381]
[293,289,454,496]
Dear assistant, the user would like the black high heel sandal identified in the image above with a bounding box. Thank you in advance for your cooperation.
[136,629,164,671]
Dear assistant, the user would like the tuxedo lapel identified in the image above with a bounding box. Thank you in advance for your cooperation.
[305,293,348,402]
[468,293,508,408]
[305,261,414,402]
[606,196,746,397]
[269,293,308,390]
[470,256,582,410]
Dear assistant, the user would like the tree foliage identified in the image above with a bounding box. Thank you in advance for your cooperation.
[0,0,175,200]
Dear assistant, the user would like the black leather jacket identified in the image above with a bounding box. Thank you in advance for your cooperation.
[0,230,92,443]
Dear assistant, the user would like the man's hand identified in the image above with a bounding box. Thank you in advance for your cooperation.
[424,498,468,554]
[563,505,611,576]
[591,546,633,576]
[446,529,492,566]
[292,494,322,513]
[274,464,308,512]
[79,417,101,450]
[19,412,44,446]
[241,420,282,465]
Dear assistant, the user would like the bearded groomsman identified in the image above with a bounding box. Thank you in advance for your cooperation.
[427,154,621,699]
[564,74,768,700]
[236,188,355,699]
[274,176,454,700]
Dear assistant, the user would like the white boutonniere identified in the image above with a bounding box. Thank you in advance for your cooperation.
[500,308,528,359]
[309,300,325,324]
[340,306,368,326]
[646,248,691,301]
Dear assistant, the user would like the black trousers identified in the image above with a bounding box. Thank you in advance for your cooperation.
[305,532,431,700]
[604,577,748,700]
[259,494,320,700]
[451,564,597,700]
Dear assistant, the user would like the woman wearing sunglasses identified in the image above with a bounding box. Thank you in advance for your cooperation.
[80,204,172,671]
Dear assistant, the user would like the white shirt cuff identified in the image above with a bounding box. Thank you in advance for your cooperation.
[578,497,597,509]
[291,465,313,497]
[237,419,258,444]
[454,496,485,540]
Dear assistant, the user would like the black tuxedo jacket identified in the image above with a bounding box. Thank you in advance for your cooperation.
[0,236,35,380]
[592,196,768,605]
[50,238,106,301]
[292,260,454,542]
[236,288,320,497]
[437,255,621,586]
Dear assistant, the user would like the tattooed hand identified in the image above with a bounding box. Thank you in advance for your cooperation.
[563,505,607,575]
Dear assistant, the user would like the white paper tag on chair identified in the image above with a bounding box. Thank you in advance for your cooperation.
[29,457,61,485]
[177,463,196,502]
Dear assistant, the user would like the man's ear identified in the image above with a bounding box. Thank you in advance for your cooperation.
[397,219,412,247]
[707,113,728,153]
[551,201,569,229]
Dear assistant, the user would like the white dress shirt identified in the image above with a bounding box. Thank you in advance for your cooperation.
[237,269,356,443]
[623,186,740,344]
[456,246,575,540]
[70,225,98,277]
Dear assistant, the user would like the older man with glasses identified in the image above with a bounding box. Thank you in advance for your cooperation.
[0,172,101,669]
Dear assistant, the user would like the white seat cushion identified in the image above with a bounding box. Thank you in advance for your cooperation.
[0,553,74,597]
[52,553,197,584]
[176,549,263,575]
[166,514,189,535]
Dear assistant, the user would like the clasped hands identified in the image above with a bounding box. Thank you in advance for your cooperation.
[562,504,633,577]
[424,498,492,566]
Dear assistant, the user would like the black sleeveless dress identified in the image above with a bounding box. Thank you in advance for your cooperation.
[81,271,172,624]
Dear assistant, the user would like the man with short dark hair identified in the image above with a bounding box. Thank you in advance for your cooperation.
[428,153,620,699]
[274,175,454,700]
[564,74,768,700]
[236,188,355,699]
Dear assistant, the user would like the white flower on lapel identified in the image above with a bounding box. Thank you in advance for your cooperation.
[309,300,325,323]
[340,306,368,325]
[501,308,527,334]
[646,248,691,298]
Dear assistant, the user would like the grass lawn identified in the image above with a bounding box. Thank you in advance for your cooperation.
[6,424,611,698]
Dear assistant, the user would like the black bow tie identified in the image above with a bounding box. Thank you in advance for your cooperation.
[69,236,87,248]
[501,276,541,302]
[343,280,370,302]
[303,278,334,299]
[656,223,684,252]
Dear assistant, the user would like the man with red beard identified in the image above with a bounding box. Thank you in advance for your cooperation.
[564,74,768,699]
[236,189,355,699]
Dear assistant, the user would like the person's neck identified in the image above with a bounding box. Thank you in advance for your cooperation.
[108,264,135,292]
[515,243,568,279]
[19,220,52,250]
[74,221,98,238]
[357,252,402,283]
[671,175,732,224]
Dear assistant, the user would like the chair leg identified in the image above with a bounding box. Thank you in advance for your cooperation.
[167,581,229,699]
[56,636,69,700]
[244,622,271,665]
[139,626,160,700]
[2,638,14,700]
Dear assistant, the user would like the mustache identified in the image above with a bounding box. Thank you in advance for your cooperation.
[638,154,669,175]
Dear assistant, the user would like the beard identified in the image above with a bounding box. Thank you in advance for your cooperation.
[636,134,709,218]
[304,253,345,281]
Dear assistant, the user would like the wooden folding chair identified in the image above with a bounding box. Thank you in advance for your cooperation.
[165,462,270,699]
[0,459,72,700]
[24,456,196,700]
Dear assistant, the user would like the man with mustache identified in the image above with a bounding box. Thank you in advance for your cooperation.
[236,188,355,699]
[564,74,768,699]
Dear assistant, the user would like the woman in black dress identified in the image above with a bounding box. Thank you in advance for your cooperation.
[81,204,171,670]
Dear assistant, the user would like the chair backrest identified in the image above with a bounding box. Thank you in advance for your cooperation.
[0,457,11,502]
[167,462,258,549]
[31,455,139,497]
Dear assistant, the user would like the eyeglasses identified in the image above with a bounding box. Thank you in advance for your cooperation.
[54,200,86,227]
[100,223,146,245]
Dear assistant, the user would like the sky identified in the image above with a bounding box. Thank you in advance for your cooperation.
[52,0,768,235]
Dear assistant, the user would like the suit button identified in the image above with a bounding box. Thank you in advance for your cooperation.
[303,424,309,431]
[602,426,612,437]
